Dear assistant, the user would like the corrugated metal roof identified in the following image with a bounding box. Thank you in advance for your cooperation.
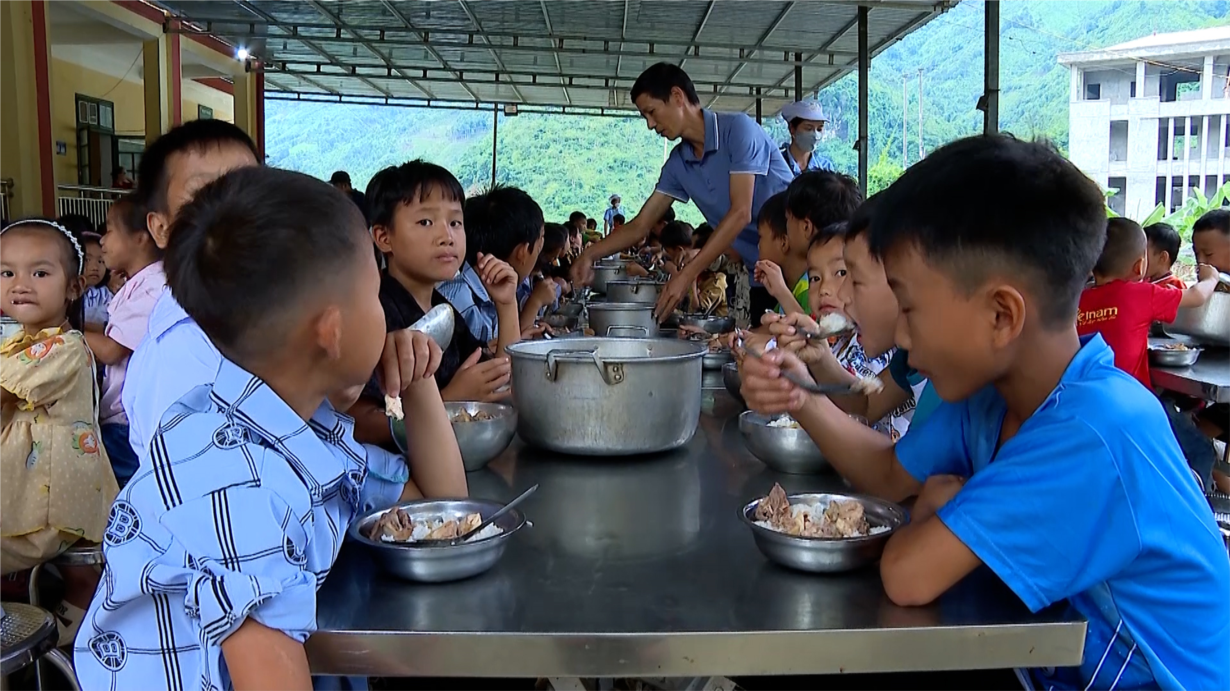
[156,0,956,115]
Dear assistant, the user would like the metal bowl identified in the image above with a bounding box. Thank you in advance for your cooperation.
[446,402,517,472]
[702,348,734,370]
[723,361,744,405]
[409,303,455,351]
[739,411,829,474]
[678,314,735,335]
[543,313,579,331]
[348,498,525,583]
[1148,346,1202,368]
[1166,292,1230,346]
[739,492,907,573]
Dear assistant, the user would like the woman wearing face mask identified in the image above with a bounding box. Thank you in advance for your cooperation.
[779,101,836,178]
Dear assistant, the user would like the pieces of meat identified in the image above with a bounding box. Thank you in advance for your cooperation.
[824,499,868,538]
[755,483,791,524]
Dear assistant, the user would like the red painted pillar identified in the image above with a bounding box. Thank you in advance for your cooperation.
[30,0,54,216]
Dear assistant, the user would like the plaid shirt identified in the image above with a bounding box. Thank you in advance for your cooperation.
[75,359,407,691]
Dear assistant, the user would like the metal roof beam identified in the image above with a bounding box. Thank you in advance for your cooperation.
[802,10,934,95]
[539,1,570,105]
[232,1,366,97]
[615,0,628,81]
[375,0,479,102]
[302,0,434,99]
[679,0,715,71]
[163,16,860,58]
[173,26,846,68]
[263,91,642,118]
[706,2,795,108]
[263,63,800,99]
[456,0,525,103]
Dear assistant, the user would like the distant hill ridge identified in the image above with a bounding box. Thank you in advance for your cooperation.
[267,0,1230,223]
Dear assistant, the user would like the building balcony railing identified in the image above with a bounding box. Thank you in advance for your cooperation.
[56,184,130,229]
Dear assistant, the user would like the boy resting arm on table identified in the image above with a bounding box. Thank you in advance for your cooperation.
[74,167,466,691]
[741,135,1228,691]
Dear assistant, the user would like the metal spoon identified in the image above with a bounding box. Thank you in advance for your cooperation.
[416,484,539,547]
[735,332,875,397]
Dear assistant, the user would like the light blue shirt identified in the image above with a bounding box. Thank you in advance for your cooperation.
[122,289,219,463]
[603,205,625,229]
[895,336,1229,691]
[778,143,836,177]
[438,262,499,344]
[74,358,407,691]
[656,109,792,270]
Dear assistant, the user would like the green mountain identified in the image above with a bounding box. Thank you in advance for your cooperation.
[265,0,1230,224]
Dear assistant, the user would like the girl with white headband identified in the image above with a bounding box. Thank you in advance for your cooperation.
[0,218,119,645]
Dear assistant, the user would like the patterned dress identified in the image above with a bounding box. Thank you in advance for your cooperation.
[1,327,118,572]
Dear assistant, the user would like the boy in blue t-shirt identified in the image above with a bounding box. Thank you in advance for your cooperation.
[741,135,1229,690]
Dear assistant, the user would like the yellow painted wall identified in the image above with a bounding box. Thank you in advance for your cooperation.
[49,56,234,186]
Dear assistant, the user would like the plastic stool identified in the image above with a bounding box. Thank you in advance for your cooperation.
[0,602,81,690]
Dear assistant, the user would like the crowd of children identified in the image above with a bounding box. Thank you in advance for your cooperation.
[2,113,1229,690]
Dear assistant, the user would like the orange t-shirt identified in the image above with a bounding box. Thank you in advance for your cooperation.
[1151,273,1187,291]
[1077,280,1182,388]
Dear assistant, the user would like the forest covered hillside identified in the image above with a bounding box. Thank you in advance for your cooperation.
[265,0,1230,224]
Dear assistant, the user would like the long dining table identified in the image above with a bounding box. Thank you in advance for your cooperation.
[307,386,1087,679]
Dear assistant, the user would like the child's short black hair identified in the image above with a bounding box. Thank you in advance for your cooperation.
[659,206,676,225]
[757,191,789,238]
[844,193,880,244]
[785,170,863,234]
[108,196,162,260]
[569,211,586,226]
[57,214,95,239]
[586,218,597,229]
[366,160,465,230]
[542,222,568,257]
[867,135,1105,327]
[165,167,368,359]
[1143,222,1180,268]
[1193,209,1230,236]
[1094,217,1146,278]
[136,119,258,214]
[810,221,848,250]
[631,63,700,106]
[613,214,626,225]
[660,221,693,250]
[692,223,714,250]
[463,185,545,266]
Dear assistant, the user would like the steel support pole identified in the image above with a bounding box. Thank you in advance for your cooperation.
[491,104,499,187]
[984,0,999,135]
[857,7,869,191]
[794,52,803,101]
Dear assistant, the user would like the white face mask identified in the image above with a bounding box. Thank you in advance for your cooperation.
[795,130,819,152]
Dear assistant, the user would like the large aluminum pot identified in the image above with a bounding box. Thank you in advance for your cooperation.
[605,279,665,305]
[591,263,628,293]
[586,302,658,338]
[506,338,706,455]
[1166,292,1230,346]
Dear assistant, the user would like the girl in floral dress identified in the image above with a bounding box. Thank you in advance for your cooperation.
[1,219,119,643]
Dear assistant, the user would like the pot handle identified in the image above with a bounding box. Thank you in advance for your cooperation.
[605,325,650,337]
[544,348,625,386]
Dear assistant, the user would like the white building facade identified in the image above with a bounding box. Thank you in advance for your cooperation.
[1060,28,1230,220]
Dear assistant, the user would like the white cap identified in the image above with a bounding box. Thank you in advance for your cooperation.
[610,194,621,202]
[781,100,827,123]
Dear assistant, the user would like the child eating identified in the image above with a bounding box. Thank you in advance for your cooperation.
[86,195,164,488]
[74,167,466,690]
[350,161,515,448]
[121,119,261,463]
[752,192,804,315]
[1077,217,1218,389]
[742,135,1229,690]
[1192,208,1230,276]
[1143,222,1186,290]
[2,219,119,644]
[436,184,536,347]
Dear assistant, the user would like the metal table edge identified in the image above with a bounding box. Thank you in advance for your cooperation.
[305,619,1088,678]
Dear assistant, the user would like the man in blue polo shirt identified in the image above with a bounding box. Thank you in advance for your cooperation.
[572,63,792,325]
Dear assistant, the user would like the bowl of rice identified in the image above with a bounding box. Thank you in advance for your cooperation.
[739,411,829,474]
[349,498,525,582]
[739,484,907,573]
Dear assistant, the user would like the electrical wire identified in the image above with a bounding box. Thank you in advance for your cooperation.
[96,48,145,101]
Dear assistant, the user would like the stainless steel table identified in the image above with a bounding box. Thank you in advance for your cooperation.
[1150,339,1230,404]
[309,392,1086,678]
